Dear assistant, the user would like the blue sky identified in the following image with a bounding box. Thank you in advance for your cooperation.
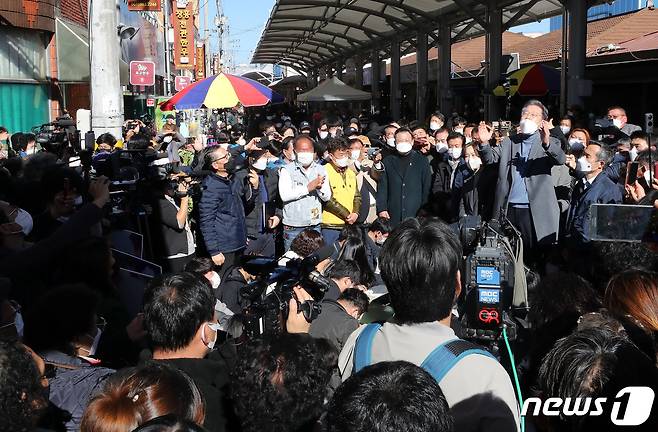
[205,1,551,66]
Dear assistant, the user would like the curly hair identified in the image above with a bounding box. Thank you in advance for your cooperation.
[290,229,325,258]
[0,340,48,432]
[231,333,338,432]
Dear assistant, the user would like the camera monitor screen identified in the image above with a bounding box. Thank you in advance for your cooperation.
[476,266,501,286]
[589,204,657,243]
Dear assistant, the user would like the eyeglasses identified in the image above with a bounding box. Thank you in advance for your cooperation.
[521,112,542,120]
[212,153,230,163]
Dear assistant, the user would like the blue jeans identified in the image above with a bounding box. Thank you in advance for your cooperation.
[283,225,320,252]
[321,227,342,248]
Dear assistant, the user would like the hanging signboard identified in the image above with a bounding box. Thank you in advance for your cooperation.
[195,45,206,80]
[129,61,155,86]
[175,76,193,91]
[128,0,161,12]
[172,0,195,70]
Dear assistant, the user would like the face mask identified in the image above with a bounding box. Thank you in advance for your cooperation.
[465,137,473,144]
[396,141,413,154]
[612,118,623,129]
[560,125,571,135]
[14,311,24,338]
[237,137,246,146]
[73,195,84,207]
[219,143,230,150]
[252,158,267,171]
[334,157,350,168]
[224,158,236,175]
[319,131,329,140]
[454,128,464,135]
[209,271,221,289]
[80,328,102,357]
[296,151,315,167]
[14,208,33,236]
[569,139,585,153]
[448,147,462,160]
[375,235,387,245]
[201,322,219,350]
[468,156,482,171]
[386,137,396,148]
[430,121,442,131]
[435,142,448,153]
[350,150,361,160]
[629,147,638,161]
[644,169,653,185]
[576,156,592,174]
[520,119,539,135]
[163,136,173,143]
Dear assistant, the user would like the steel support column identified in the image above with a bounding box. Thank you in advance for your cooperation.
[437,24,452,116]
[336,60,344,80]
[390,39,401,121]
[354,56,363,89]
[567,0,587,108]
[416,31,428,122]
[485,0,502,121]
[371,49,381,114]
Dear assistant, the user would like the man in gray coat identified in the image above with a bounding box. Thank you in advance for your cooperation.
[477,100,566,259]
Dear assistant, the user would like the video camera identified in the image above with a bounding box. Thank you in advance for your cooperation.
[34,115,80,159]
[238,246,335,338]
[457,216,526,345]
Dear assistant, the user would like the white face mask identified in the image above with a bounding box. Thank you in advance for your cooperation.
[296,151,315,167]
[465,137,473,144]
[520,119,539,135]
[163,135,173,143]
[629,147,639,161]
[375,235,387,245]
[219,143,230,150]
[576,156,592,173]
[334,156,350,168]
[612,118,623,129]
[448,147,462,160]
[396,141,413,154]
[560,125,571,135]
[430,121,442,131]
[14,208,33,236]
[644,169,652,184]
[237,137,246,146]
[252,158,267,171]
[319,131,329,140]
[209,271,221,289]
[386,137,396,148]
[454,128,464,135]
[435,142,448,153]
[202,322,219,350]
[468,156,482,171]
[350,150,361,160]
[569,139,585,153]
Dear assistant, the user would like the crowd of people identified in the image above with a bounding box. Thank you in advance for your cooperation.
[0,99,657,432]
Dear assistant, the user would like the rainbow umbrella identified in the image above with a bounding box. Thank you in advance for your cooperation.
[160,72,285,110]
[493,64,560,97]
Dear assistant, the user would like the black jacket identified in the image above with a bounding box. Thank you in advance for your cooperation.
[309,300,359,351]
[216,266,249,314]
[451,164,497,222]
[237,167,282,237]
[151,195,192,258]
[152,355,230,432]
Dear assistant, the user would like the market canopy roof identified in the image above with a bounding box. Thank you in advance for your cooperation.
[252,0,610,74]
[297,76,371,101]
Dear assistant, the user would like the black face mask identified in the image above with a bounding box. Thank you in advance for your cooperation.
[224,157,236,175]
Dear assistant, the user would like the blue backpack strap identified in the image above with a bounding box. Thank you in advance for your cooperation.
[421,339,497,383]
[353,323,382,373]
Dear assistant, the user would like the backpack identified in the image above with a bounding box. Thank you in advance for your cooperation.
[353,323,496,383]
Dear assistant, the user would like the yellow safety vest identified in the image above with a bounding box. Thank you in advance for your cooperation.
[322,163,357,226]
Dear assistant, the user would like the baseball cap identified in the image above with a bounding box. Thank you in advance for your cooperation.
[299,121,311,131]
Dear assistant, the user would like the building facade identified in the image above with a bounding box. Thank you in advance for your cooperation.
[549,0,645,31]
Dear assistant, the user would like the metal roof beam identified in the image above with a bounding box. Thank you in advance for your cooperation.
[278,0,412,28]
[503,0,540,30]
[452,0,489,30]
[260,38,343,56]
[267,26,365,47]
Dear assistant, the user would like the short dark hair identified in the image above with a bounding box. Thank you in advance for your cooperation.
[184,257,215,275]
[327,259,362,285]
[430,111,445,122]
[453,116,466,126]
[231,333,338,432]
[143,273,214,351]
[327,361,453,432]
[326,137,349,154]
[9,133,26,152]
[338,288,369,316]
[132,414,206,432]
[380,218,462,324]
[630,130,649,142]
[41,166,84,202]
[368,217,392,235]
[522,99,549,120]
[96,133,117,147]
[0,340,49,432]
[393,127,413,139]
[447,132,465,146]
[290,229,325,258]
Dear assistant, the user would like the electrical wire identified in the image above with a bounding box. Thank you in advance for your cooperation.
[503,326,525,432]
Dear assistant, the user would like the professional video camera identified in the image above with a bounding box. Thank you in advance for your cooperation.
[34,115,80,159]
[238,246,335,338]
[457,216,528,348]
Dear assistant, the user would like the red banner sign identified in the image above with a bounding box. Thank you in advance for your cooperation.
[175,76,193,92]
[146,98,156,107]
[129,61,155,86]
[128,0,161,11]
[195,45,206,80]
[172,0,195,70]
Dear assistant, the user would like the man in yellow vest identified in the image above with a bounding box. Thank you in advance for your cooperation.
[322,137,361,245]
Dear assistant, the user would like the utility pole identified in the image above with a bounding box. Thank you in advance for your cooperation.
[163,0,172,95]
[89,0,124,137]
